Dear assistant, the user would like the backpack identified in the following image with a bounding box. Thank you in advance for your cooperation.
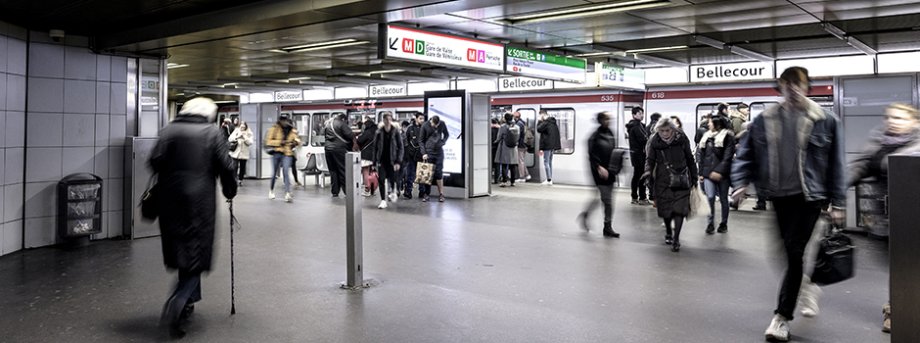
[523,125,535,149]
[505,125,520,148]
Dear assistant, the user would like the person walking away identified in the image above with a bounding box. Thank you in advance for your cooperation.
[419,115,450,202]
[731,66,846,342]
[490,118,502,184]
[265,114,301,202]
[577,112,621,238]
[324,113,354,197]
[643,117,697,252]
[647,112,662,134]
[626,106,650,204]
[356,117,378,196]
[150,97,237,338]
[537,111,561,185]
[402,113,424,199]
[846,103,920,333]
[670,116,684,131]
[494,114,520,187]
[731,103,750,135]
[696,115,735,234]
[374,112,404,209]
[512,111,531,182]
[228,121,253,186]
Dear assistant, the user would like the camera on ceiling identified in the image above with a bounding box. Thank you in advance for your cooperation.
[49,29,65,42]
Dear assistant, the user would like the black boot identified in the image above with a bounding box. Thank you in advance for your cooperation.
[717,222,728,233]
[664,219,673,245]
[602,223,620,238]
[705,223,715,234]
[577,212,589,231]
[671,227,681,252]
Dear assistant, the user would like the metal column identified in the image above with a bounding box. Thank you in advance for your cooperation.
[888,154,920,343]
[344,152,364,288]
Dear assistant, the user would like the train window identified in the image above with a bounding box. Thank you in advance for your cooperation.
[749,102,778,118]
[310,113,330,146]
[542,108,576,154]
[292,113,311,146]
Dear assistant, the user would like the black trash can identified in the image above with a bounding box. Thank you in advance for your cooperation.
[58,173,103,247]
[856,180,888,238]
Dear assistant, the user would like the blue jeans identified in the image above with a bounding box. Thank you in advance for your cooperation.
[270,153,292,193]
[542,150,554,181]
[703,177,730,225]
[403,160,417,196]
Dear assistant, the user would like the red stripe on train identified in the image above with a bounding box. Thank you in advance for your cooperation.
[645,86,833,100]
[280,101,425,111]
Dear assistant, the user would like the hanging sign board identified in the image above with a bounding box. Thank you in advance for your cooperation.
[505,47,586,83]
[369,84,407,97]
[380,25,504,72]
[596,62,646,89]
[273,90,303,102]
[498,76,553,92]
[690,62,774,83]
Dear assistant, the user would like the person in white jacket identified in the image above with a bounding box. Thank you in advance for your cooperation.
[228,121,254,186]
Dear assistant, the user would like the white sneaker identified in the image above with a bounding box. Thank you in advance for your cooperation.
[269,191,276,199]
[547,180,553,185]
[284,192,293,202]
[764,314,790,342]
[799,277,822,318]
[526,175,532,181]
[541,181,549,185]
[388,192,398,203]
[378,200,388,209]
[362,190,371,197]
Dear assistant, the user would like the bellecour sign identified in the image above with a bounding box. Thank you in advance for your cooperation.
[690,62,775,83]
[369,84,407,97]
[499,77,553,91]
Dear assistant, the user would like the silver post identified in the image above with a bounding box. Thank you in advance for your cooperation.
[344,152,364,288]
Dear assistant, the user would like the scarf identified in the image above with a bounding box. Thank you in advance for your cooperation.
[880,127,920,148]
[697,129,730,149]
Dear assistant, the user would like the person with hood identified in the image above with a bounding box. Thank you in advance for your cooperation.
[324,113,355,197]
[731,103,750,135]
[578,111,621,238]
[265,114,301,202]
[356,117,378,196]
[494,113,520,188]
[626,106,650,204]
[150,97,237,338]
[228,121,253,186]
[419,115,450,202]
[537,110,561,185]
[696,115,736,234]
[374,112,404,209]
[643,117,698,252]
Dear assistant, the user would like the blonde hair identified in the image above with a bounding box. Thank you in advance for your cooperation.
[655,116,678,131]
[888,103,919,120]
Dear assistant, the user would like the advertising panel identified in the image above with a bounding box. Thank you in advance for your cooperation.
[505,47,586,83]
[596,62,646,89]
[382,25,504,72]
[426,96,464,175]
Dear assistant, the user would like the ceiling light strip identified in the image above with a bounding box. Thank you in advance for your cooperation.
[284,41,369,53]
[508,0,657,21]
[508,1,670,24]
[624,45,688,54]
[282,38,357,51]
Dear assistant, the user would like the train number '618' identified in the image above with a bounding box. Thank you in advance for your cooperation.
[650,92,666,99]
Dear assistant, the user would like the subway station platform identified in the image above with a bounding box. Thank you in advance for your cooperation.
[0,181,891,342]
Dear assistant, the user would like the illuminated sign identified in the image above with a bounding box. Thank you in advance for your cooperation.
[596,62,645,89]
[690,62,774,83]
[381,25,504,72]
[273,90,303,102]
[498,76,553,92]
[369,84,407,97]
[505,47,586,83]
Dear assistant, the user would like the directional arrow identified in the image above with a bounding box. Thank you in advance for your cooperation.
[389,38,398,51]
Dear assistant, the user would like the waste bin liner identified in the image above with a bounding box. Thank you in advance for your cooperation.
[57,173,103,239]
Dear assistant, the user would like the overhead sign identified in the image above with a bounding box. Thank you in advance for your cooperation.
[596,62,646,90]
[369,84,407,97]
[505,47,586,83]
[498,76,553,92]
[381,25,504,72]
[691,62,774,83]
[273,90,303,102]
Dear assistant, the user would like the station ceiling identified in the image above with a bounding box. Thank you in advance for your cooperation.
[4,0,920,97]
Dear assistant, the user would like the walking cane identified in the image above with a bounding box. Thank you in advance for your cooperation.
[228,199,237,315]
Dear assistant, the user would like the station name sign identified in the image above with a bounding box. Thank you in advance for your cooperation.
[380,25,504,72]
[505,47,586,83]
[690,62,774,83]
[273,90,303,102]
[369,84,407,97]
[498,76,553,92]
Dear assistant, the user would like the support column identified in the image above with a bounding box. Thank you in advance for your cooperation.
[344,152,364,288]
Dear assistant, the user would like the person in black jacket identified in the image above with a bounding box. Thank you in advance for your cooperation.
[696,115,736,234]
[374,112,404,209]
[149,97,237,338]
[647,112,662,134]
[490,117,501,184]
[356,117,378,196]
[537,111,561,185]
[401,113,424,199]
[323,113,354,197]
[419,115,450,202]
[625,106,650,204]
[577,112,621,238]
[643,117,698,252]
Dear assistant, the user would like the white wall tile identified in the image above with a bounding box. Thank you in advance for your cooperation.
[0,185,4,222]
[91,211,107,240]
[26,113,63,147]
[3,220,23,255]
[94,114,110,146]
[64,46,96,80]
[63,114,95,146]
[24,216,55,248]
[0,149,4,184]
[96,55,111,81]
[7,38,26,76]
[93,147,108,179]
[108,146,124,178]
[110,82,127,115]
[28,43,64,78]
[62,147,95,176]
[0,73,7,109]
[6,74,25,111]
[109,115,126,146]
[24,181,55,218]
[4,148,23,184]
[95,82,110,114]
[110,56,127,83]
[106,178,123,212]
[24,147,62,182]
[64,79,96,114]
[0,36,7,73]
[5,111,24,147]
[107,211,123,238]
[27,77,64,113]
[0,112,4,148]
[3,183,22,221]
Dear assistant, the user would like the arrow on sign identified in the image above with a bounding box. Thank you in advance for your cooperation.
[389,38,398,51]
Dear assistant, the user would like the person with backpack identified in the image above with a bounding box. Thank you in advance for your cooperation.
[577,111,621,238]
[494,113,520,187]
[537,110,561,185]
[513,111,532,182]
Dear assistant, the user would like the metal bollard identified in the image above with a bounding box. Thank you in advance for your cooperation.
[344,152,364,288]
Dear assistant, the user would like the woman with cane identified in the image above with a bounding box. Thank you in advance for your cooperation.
[150,97,238,338]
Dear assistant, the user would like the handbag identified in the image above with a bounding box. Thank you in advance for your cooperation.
[140,174,159,221]
[229,140,239,152]
[365,169,379,193]
[688,186,705,218]
[659,150,690,190]
[415,161,434,185]
[608,148,626,175]
[811,223,855,285]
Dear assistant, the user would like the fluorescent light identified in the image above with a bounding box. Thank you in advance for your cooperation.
[282,39,357,51]
[729,46,774,62]
[625,45,688,54]
[847,38,877,56]
[213,101,236,104]
[575,52,613,57]
[272,40,369,53]
[694,35,725,50]
[369,69,404,75]
[287,76,312,81]
[635,54,687,68]
[167,63,189,69]
[505,0,670,24]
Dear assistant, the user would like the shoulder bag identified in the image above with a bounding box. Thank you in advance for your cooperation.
[140,174,159,221]
[811,222,855,285]
[659,150,690,190]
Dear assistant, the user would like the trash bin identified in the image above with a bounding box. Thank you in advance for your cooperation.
[856,180,888,238]
[58,173,103,245]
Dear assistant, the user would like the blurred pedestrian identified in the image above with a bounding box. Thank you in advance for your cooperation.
[578,111,621,238]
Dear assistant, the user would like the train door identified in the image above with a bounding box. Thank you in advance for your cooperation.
[511,106,539,181]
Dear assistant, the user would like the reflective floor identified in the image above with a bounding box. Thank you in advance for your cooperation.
[0,180,891,342]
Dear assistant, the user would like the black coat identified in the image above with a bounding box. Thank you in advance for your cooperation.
[537,117,562,151]
[588,126,617,186]
[374,125,404,166]
[645,132,697,218]
[150,115,237,273]
[403,123,422,163]
[696,130,736,178]
[323,117,354,151]
[419,120,449,157]
[357,122,377,161]
[626,119,649,153]
[491,126,500,155]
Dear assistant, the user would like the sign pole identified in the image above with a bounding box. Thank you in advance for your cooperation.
[344,152,364,288]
